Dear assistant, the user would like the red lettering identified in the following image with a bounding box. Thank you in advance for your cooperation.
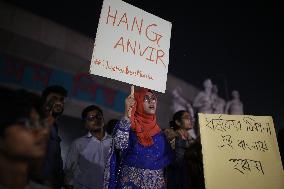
[131,17,143,35]
[127,39,136,55]
[138,44,149,57]
[117,13,129,30]
[125,66,130,74]
[113,37,166,69]
[156,50,166,68]
[106,6,117,26]
[95,59,102,65]
[145,23,163,46]
[114,37,125,52]
[146,46,155,62]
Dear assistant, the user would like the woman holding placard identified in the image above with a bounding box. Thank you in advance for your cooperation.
[103,86,173,189]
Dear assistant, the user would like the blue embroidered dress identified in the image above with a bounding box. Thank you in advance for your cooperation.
[104,118,173,189]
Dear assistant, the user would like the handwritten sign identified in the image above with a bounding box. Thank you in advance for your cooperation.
[90,0,172,93]
[198,113,284,189]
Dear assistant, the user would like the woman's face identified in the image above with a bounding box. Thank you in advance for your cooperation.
[143,91,157,115]
[179,112,193,130]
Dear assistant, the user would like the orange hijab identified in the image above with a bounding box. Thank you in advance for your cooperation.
[130,88,161,146]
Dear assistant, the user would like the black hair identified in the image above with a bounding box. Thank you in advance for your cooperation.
[41,85,68,103]
[81,105,103,121]
[0,89,41,137]
[105,119,119,135]
[169,110,194,131]
[169,110,187,130]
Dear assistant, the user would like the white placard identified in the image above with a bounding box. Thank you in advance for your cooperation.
[90,0,172,93]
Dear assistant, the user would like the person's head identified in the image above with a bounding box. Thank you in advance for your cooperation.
[232,90,240,99]
[203,79,213,92]
[81,105,104,132]
[41,85,68,118]
[134,89,157,115]
[0,90,49,160]
[170,110,193,131]
[132,88,158,116]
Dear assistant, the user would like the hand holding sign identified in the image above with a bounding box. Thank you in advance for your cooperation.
[125,85,135,118]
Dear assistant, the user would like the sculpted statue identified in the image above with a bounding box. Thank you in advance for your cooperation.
[171,86,194,119]
[193,79,214,114]
[212,85,226,114]
[225,90,244,115]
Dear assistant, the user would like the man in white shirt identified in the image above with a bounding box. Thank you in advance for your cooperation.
[64,105,112,189]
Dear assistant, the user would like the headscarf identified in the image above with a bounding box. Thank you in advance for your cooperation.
[130,88,161,146]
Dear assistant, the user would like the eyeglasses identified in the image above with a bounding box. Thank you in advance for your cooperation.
[16,118,49,130]
[143,95,157,103]
[85,114,103,121]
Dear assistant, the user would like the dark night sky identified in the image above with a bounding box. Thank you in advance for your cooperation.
[6,0,284,130]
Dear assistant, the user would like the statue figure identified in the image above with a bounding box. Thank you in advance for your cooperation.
[225,90,244,115]
[212,85,226,114]
[193,78,214,114]
[171,86,194,119]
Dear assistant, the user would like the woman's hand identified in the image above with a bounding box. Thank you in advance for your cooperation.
[124,86,135,118]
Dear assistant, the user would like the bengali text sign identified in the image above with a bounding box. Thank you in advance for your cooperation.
[199,113,284,189]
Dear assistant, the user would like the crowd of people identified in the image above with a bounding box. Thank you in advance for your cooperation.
[0,84,282,189]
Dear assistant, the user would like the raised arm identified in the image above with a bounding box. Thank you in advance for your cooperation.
[113,86,135,150]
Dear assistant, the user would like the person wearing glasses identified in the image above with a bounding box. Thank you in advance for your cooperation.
[0,89,50,189]
[34,85,68,189]
[103,87,173,189]
[64,105,112,189]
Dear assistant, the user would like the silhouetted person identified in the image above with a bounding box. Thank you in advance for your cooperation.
[36,85,68,189]
[0,89,50,189]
